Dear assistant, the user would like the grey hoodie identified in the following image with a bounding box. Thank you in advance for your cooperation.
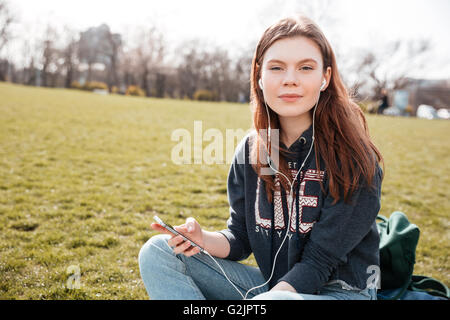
[219,124,383,294]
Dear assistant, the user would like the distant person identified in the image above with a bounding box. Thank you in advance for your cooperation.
[377,89,389,114]
[139,14,385,300]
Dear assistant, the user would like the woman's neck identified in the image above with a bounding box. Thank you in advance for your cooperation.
[279,113,312,148]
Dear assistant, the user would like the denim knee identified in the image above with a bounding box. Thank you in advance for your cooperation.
[138,234,172,271]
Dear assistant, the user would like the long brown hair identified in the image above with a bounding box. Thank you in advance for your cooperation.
[249,14,384,205]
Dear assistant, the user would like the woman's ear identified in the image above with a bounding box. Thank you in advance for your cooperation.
[322,66,332,90]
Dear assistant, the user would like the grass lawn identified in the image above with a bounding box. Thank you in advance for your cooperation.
[0,82,448,299]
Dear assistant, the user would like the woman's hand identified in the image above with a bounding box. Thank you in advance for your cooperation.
[151,217,204,257]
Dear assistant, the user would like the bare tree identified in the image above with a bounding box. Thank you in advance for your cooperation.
[100,26,122,92]
[176,39,207,99]
[20,39,36,85]
[201,47,231,100]
[132,25,165,97]
[61,26,79,88]
[232,46,254,102]
[355,38,432,100]
[40,25,59,87]
[203,46,248,102]
[118,47,135,91]
[0,0,12,51]
[0,0,13,80]
[174,39,249,102]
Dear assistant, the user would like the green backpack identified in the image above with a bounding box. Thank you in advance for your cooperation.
[377,211,450,299]
[377,211,420,290]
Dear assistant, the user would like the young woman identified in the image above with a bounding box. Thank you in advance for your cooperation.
[139,14,384,300]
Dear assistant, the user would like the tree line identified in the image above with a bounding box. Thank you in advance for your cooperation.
[1,20,253,102]
[0,0,434,103]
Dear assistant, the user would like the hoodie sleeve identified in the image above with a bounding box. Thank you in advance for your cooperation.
[218,134,252,261]
[279,164,383,294]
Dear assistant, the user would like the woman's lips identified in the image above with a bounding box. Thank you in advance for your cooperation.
[279,95,302,102]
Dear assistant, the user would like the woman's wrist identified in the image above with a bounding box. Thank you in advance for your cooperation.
[202,230,230,258]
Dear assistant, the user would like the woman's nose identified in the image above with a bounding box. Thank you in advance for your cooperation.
[282,70,299,86]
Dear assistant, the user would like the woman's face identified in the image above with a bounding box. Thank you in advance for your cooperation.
[259,36,331,119]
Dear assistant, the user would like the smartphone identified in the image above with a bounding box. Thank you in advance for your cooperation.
[153,215,205,253]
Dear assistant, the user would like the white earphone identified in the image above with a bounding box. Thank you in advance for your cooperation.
[258,78,263,90]
[259,78,327,91]
[320,79,326,91]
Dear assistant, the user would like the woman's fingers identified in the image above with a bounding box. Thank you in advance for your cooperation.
[150,219,201,257]
[168,234,200,256]
[173,239,193,255]
[151,223,173,235]
[174,225,188,234]
[183,246,200,257]
[172,239,200,256]
[167,234,184,247]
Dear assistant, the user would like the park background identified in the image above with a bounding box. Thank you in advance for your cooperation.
[0,0,449,299]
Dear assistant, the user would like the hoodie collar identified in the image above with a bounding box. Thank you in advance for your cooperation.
[279,123,314,155]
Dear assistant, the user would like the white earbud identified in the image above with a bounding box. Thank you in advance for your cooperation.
[258,78,263,90]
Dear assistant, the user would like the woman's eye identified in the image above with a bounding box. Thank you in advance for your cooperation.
[270,66,313,71]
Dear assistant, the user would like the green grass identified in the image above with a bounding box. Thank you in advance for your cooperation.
[0,82,448,299]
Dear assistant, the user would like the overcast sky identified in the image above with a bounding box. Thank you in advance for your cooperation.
[6,0,450,80]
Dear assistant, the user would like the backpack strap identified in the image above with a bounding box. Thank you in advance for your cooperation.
[409,275,450,299]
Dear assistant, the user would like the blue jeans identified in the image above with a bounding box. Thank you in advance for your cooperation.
[138,234,377,300]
